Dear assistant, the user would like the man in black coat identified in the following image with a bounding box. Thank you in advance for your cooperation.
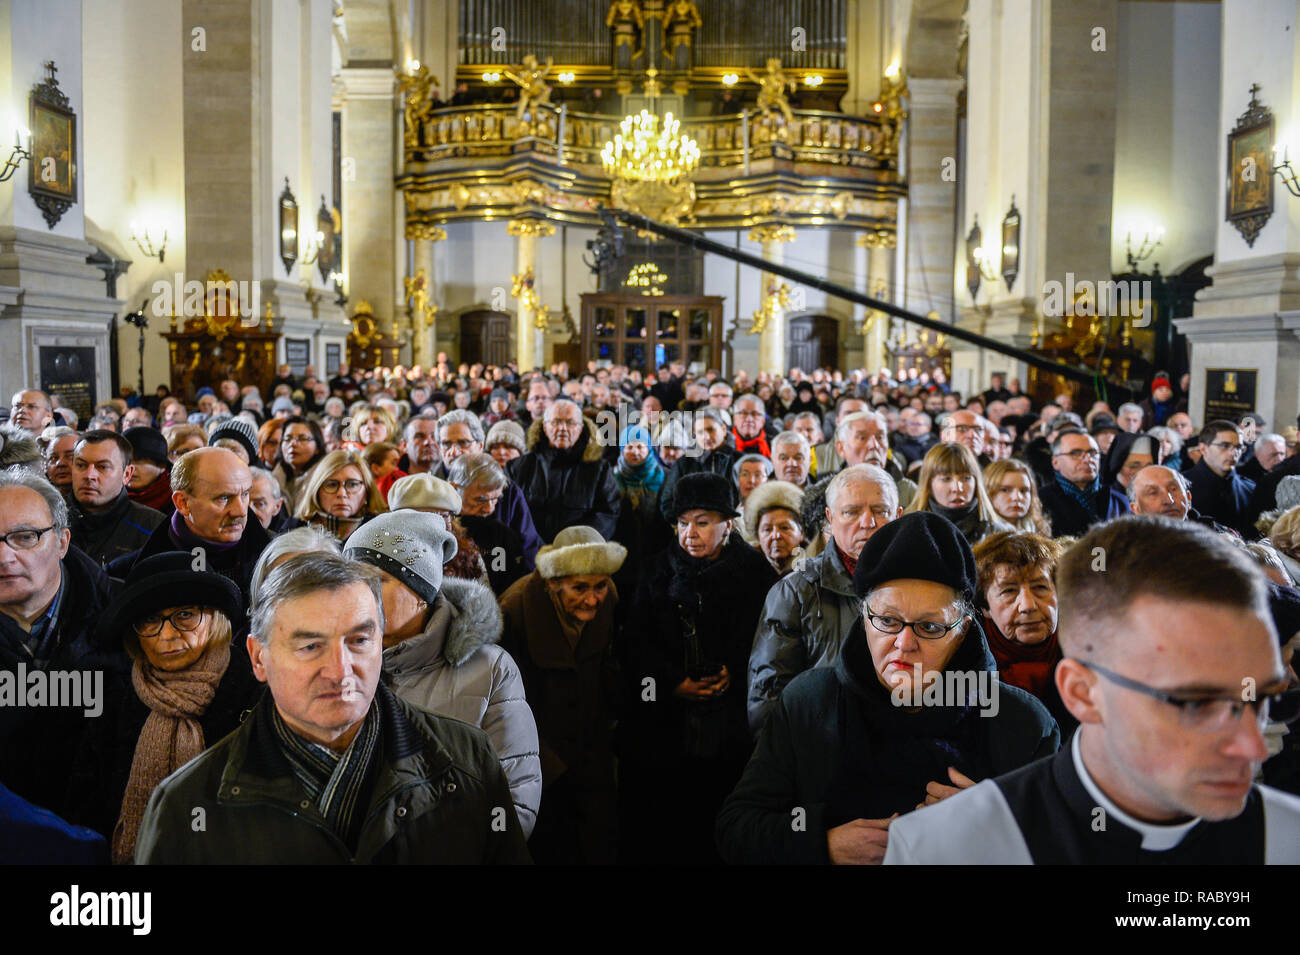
[508,400,621,543]
[67,430,165,567]
[1037,428,1129,538]
[107,447,270,604]
[1185,420,1257,538]
[0,470,122,814]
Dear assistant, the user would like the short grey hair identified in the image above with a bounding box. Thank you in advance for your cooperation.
[250,551,382,645]
[248,524,342,600]
[403,411,441,442]
[1117,402,1143,418]
[544,398,583,423]
[825,463,898,514]
[733,393,765,414]
[732,452,774,481]
[1258,432,1286,449]
[771,430,811,458]
[0,466,69,531]
[446,451,507,491]
[437,409,485,445]
[38,425,80,455]
[792,410,823,428]
[708,382,733,397]
[836,410,886,445]
[248,466,283,500]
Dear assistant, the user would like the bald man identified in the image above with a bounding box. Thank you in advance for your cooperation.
[106,446,270,602]
[10,390,54,435]
[1128,465,1191,521]
[940,410,989,463]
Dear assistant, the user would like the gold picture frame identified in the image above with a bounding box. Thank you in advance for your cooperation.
[27,61,77,229]
[1226,84,1274,247]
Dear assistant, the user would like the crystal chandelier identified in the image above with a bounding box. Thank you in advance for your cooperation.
[601,109,701,184]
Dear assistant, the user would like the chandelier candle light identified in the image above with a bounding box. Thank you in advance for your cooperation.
[601,110,701,183]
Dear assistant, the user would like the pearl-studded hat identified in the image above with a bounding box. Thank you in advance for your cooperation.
[345,511,458,606]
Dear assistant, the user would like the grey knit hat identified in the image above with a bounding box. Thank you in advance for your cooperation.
[345,511,458,607]
[208,417,259,461]
[485,419,526,454]
[1277,475,1300,513]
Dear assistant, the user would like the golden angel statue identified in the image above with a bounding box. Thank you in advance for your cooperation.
[606,0,644,72]
[877,69,909,158]
[663,0,702,72]
[504,54,554,123]
[395,65,440,149]
[745,57,797,127]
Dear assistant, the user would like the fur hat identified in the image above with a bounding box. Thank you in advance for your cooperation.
[346,511,458,606]
[485,419,526,454]
[852,510,977,602]
[208,417,258,461]
[535,525,627,579]
[388,472,462,513]
[1277,475,1300,513]
[662,471,738,524]
[743,480,805,542]
[0,422,41,471]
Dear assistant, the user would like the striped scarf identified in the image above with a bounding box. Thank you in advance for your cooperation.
[272,702,381,853]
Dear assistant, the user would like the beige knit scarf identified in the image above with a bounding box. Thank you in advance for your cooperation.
[112,642,230,865]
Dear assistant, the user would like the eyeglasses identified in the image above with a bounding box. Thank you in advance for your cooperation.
[321,479,365,493]
[1208,441,1242,453]
[134,607,206,638]
[0,526,57,550]
[282,434,316,445]
[865,608,967,640]
[1080,660,1300,732]
[1056,448,1101,460]
[945,424,983,435]
[440,439,477,451]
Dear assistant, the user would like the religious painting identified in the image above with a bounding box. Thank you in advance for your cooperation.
[28,61,77,229]
[1226,85,1274,247]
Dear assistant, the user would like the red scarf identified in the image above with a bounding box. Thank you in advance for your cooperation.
[129,472,174,512]
[733,428,771,458]
[836,543,858,579]
[982,613,1061,701]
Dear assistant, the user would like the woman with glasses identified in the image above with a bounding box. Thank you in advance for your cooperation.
[905,442,1013,545]
[293,449,388,543]
[718,511,1058,864]
[256,418,284,470]
[983,458,1051,535]
[272,415,326,510]
[66,552,261,864]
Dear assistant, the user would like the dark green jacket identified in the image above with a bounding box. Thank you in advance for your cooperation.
[134,683,531,864]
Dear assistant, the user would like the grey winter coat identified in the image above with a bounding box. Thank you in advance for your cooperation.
[383,576,543,838]
[747,542,861,735]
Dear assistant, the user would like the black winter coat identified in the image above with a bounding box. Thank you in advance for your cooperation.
[107,514,272,605]
[508,418,621,543]
[458,514,529,595]
[656,442,740,511]
[1037,477,1129,538]
[1185,459,1257,538]
[0,546,125,814]
[69,490,166,567]
[64,652,266,839]
[716,617,1060,864]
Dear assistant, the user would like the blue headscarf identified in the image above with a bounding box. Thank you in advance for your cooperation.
[617,424,665,498]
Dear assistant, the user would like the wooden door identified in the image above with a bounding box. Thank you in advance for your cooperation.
[459,309,512,366]
[786,314,839,372]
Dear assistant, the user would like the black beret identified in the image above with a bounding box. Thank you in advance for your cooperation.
[123,426,171,468]
[852,510,978,603]
[662,471,738,524]
[99,551,243,652]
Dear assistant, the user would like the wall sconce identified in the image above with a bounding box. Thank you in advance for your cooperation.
[965,217,983,300]
[1274,145,1300,197]
[279,177,298,276]
[1124,225,1164,271]
[1000,195,1020,291]
[0,126,30,184]
[129,219,168,263]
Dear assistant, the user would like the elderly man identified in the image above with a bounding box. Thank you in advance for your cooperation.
[67,430,165,567]
[121,407,153,431]
[720,511,1058,864]
[446,453,531,593]
[1127,465,1193,522]
[1036,428,1128,538]
[433,410,541,566]
[519,378,553,429]
[107,446,270,602]
[399,412,441,476]
[834,411,917,509]
[249,465,294,533]
[134,552,530,863]
[771,431,812,489]
[499,526,626,864]
[940,410,989,465]
[1242,432,1288,484]
[811,398,870,474]
[731,394,772,457]
[9,390,54,435]
[1185,420,1257,538]
[894,411,936,469]
[885,518,1300,864]
[747,464,902,733]
[510,399,620,543]
[0,470,120,813]
[41,427,79,502]
[1115,402,1145,434]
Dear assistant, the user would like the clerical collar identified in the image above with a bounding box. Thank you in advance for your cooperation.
[1071,731,1201,851]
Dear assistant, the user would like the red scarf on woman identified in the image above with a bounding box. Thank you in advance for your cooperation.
[982,612,1061,701]
[733,428,771,458]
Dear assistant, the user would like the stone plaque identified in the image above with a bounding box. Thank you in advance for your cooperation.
[1204,368,1258,423]
[326,343,341,377]
[38,345,96,424]
[285,338,311,378]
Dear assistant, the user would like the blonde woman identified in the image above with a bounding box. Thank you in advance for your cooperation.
[983,458,1052,536]
[293,448,388,542]
[345,404,398,450]
[1268,505,1300,584]
[905,441,1013,544]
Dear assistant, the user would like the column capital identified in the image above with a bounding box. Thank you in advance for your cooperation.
[748,224,796,245]
[406,223,447,241]
[856,229,897,249]
[507,218,556,238]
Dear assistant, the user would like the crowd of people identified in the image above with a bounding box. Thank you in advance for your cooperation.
[1,353,1298,864]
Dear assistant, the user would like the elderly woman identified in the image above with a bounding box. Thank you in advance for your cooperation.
[1268,505,1300,584]
[273,415,326,508]
[344,510,542,839]
[1148,425,1183,471]
[612,424,667,577]
[621,472,779,864]
[906,442,1013,545]
[742,480,806,575]
[67,552,260,863]
[446,451,530,594]
[294,448,388,542]
[389,472,489,584]
[972,531,1074,731]
[485,420,527,471]
[983,458,1052,535]
[499,526,628,864]
[1103,431,1157,499]
[164,423,206,462]
[733,452,774,510]
[716,511,1060,864]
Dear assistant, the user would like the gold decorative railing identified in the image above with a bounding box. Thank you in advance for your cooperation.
[407,103,889,171]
